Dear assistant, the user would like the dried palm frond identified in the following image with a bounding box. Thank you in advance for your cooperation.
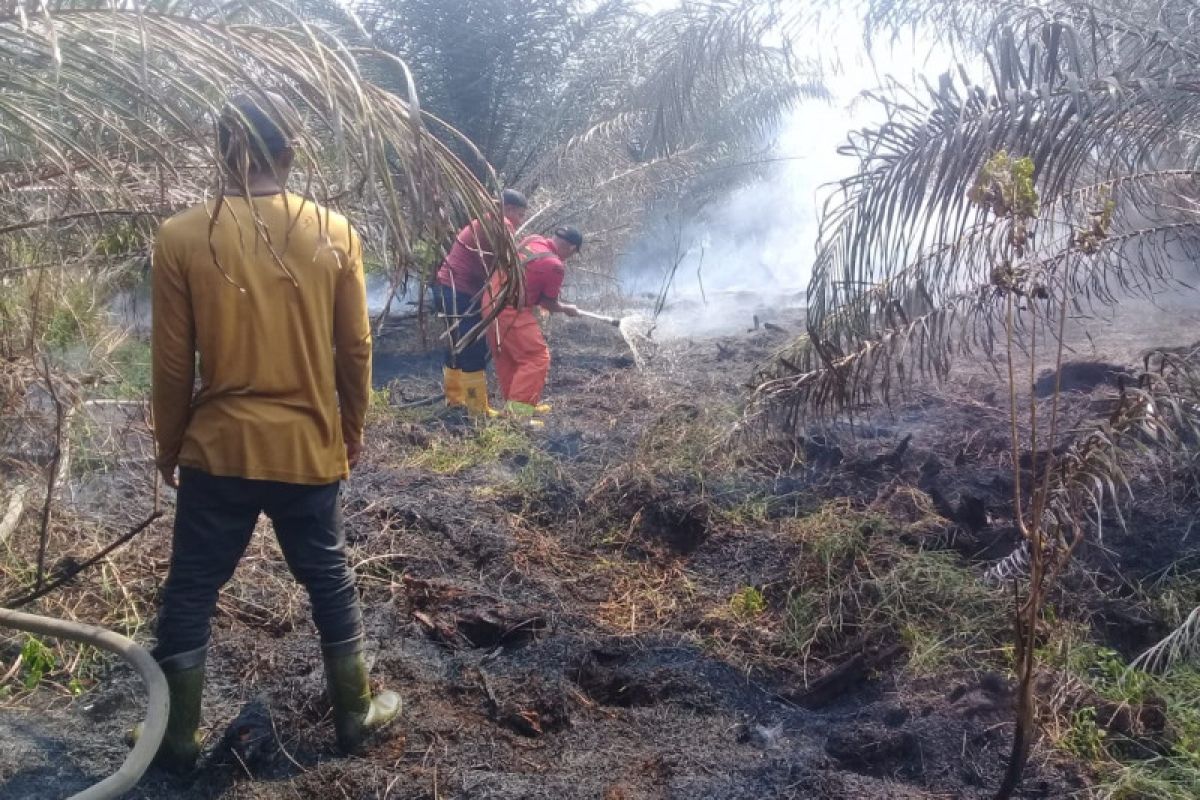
[0,1,518,344]
[984,541,1031,586]
[985,343,1200,590]
[750,197,1200,426]
[1135,605,1200,673]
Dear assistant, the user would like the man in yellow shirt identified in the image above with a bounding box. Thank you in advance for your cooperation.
[150,93,398,771]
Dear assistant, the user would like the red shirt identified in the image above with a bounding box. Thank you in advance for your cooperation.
[517,235,565,308]
[435,217,514,297]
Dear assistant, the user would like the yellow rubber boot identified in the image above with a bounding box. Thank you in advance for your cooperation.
[443,367,465,407]
[461,371,500,418]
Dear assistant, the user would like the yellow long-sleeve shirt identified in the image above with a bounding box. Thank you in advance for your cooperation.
[151,193,371,485]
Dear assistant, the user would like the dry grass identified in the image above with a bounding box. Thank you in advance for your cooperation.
[593,560,699,635]
[1,504,163,700]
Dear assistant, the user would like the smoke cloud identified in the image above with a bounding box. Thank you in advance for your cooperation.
[616,103,855,337]
[616,36,943,338]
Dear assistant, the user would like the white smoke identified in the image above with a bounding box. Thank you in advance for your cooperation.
[617,103,855,337]
[617,34,945,338]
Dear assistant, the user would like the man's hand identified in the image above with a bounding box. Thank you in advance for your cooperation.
[346,439,364,470]
[541,298,579,317]
[159,464,179,489]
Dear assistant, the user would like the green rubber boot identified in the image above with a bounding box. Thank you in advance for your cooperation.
[505,400,545,428]
[322,641,401,755]
[152,646,205,774]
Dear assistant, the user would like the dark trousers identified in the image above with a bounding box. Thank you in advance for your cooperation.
[153,467,363,662]
[435,283,489,372]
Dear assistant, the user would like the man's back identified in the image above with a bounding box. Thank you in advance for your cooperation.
[436,215,513,298]
[152,192,371,485]
[148,96,398,769]
[517,235,565,307]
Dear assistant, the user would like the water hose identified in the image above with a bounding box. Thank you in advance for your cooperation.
[575,309,621,327]
[0,608,168,800]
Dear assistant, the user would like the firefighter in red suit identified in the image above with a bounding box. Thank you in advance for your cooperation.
[485,227,582,424]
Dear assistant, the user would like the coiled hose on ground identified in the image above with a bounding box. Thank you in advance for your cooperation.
[0,608,167,800]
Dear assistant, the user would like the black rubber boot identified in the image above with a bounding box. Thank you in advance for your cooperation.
[322,640,401,755]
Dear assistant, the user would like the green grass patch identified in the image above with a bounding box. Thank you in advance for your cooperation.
[776,501,1006,671]
[635,405,736,476]
[19,635,56,690]
[721,493,771,527]
[1041,623,1200,799]
[729,586,767,620]
[783,500,882,566]
[103,337,152,398]
[407,422,535,475]
[509,446,560,496]
[1097,757,1200,800]
[870,550,1008,672]
[1062,706,1110,760]
[43,280,108,350]
[1147,571,1200,636]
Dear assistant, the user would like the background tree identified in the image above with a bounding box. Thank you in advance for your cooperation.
[301,0,818,283]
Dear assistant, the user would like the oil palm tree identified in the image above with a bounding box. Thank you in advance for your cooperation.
[297,0,815,257]
[724,1,1200,796]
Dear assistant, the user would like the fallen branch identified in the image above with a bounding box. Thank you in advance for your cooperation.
[3,510,164,609]
[396,393,443,409]
[789,638,907,709]
[34,355,69,591]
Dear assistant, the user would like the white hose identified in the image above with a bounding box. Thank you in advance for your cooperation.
[0,607,168,800]
[575,308,621,326]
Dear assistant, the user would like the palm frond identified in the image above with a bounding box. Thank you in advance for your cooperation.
[1135,605,1200,673]
[0,1,518,331]
[751,3,1200,424]
[980,344,1200,593]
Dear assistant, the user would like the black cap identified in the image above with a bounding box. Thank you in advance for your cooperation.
[554,226,584,250]
[501,188,528,208]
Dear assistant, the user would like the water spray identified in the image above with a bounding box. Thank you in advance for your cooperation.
[576,308,657,369]
[575,309,621,327]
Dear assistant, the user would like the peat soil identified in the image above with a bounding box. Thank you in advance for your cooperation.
[3,301,1199,800]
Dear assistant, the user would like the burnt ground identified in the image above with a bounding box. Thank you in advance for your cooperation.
[3,302,1200,799]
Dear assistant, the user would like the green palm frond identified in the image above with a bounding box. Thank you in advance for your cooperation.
[348,0,638,183]
[588,1,814,163]
[331,0,815,198]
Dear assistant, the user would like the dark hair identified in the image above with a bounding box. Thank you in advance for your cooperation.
[501,188,528,209]
[218,93,300,173]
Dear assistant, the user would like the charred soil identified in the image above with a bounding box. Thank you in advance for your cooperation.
[3,312,1199,799]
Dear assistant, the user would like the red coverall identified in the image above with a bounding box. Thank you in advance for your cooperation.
[486,235,566,405]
